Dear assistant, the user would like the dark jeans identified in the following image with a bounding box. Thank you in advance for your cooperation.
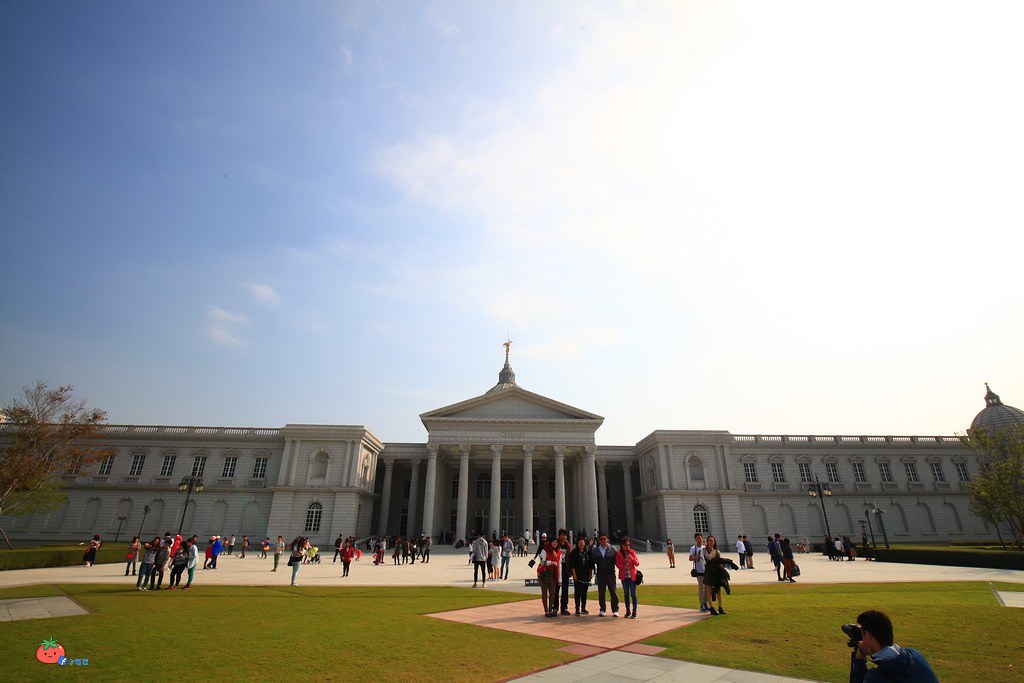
[342,561,350,577]
[169,563,186,587]
[136,564,154,588]
[573,580,589,612]
[595,574,619,613]
[125,559,136,576]
[559,565,572,611]
[150,567,165,589]
[473,560,487,584]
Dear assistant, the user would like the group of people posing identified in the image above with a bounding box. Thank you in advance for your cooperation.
[511,530,642,619]
[123,533,200,591]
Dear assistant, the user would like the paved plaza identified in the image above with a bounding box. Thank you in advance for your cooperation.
[1,548,1021,682]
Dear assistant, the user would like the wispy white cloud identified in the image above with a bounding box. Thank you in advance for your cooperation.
[518,327,625,361]
[206,305,249,347]
[248,283,282,307]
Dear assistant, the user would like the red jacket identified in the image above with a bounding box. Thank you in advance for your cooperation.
[615,548,640,582]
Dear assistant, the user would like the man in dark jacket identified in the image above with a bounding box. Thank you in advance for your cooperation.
[588,532,620,617]
[850,610,938,683]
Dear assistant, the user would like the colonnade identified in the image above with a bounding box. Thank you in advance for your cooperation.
[377,444,637,541]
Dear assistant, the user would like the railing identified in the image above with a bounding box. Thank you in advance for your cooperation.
[881,482,899,490]
[90,424,282,437]
[153,477,171,486]
[744,482,763,492]
[216,478,235,487]
[632,538,651,552]
[730,433,965,445]
[246,478,267,488]
[908,482,925,491]
[121,476,140,484]
[773,482,791,492]
[855,482,873,491]
[934,482,951,490]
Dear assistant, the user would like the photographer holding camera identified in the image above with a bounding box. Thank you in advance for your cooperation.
[845,610,939,682]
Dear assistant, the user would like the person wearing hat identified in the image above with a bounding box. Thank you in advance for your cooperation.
[210,535,223,570]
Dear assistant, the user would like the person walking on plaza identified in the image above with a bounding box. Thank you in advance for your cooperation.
[422,534,431,563]
[500,534,513,579]
[590,532,620,617]
[227,533,236,556]
[768,534,784,581]
[616,537,641,619]
[557,530,573,615]
[184,535,199,589]
[288,536,308,586]
[735,535,746,569]
[341,541,354,577]
[537,538,561,617]
[210,535,223,569]
[689,533,708,612]
[260,537,270,559]
[83,534,102,567]
[240,535,250,558]
[125,536,140,576]
[703,535,738,615]
[666,538,675,568]
[136,537,159,590]
[333,534,344,563]
[743,535,754,569]
[781,537,796,582]
[568,537,592,615]
[168,538,188,589]
[272,535,285,572]
[471,533,489,587]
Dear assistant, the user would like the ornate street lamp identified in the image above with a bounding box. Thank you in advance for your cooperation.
[807,474,833,540]
[869,502,890,549]
[177,476,204,536]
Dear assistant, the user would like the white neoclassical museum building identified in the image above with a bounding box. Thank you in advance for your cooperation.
[2,352,1021,547]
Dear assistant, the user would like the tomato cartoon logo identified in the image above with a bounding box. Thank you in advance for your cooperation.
[35,637,65,665]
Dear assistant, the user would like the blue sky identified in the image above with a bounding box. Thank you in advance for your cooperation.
[2,1,1021,443]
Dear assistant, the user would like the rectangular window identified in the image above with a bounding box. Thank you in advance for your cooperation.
[450,508,457,533]
[853,462,866,483]
[955,462,970,482]
[222,456,237,478]
[879,462,893,482]
[930,462,945,482]
[548,476,555,499]
[129,453,146,477]
[743,462,757,483]
[98,453,115,476]
[253,457,267,479]
[799,463,812,484]
[160,455,176,477]
[192,456,206,477]
[399,508,408,532]
[826,463,840,482]
[402,480,411,499]
[771,462,785,483]
[905,463,919,482]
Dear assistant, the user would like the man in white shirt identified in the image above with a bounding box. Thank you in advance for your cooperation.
[689,533,708,612]
[735,535,747,569]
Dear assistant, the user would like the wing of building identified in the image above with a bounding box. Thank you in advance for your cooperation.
[1,360,1018,547]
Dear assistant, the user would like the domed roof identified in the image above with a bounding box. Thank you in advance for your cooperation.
[970,383,1024,432]
[485,340,518,394]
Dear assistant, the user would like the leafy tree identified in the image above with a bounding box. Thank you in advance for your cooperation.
[0,382,107,548]
[960,424,1024,550]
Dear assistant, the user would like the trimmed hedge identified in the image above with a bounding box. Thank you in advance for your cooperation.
[872,547,1024,570]
[0,544,127,571]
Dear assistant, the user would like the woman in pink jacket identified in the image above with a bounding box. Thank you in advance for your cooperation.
[615,537,641,619]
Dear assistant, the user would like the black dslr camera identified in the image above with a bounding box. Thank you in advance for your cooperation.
[841,623,862,648]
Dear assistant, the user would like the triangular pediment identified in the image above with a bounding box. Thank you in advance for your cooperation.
[420,386,602,423]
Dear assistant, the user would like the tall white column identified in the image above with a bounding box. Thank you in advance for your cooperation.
[378,460,394,536]
[456,446,470,541]
[554,446,567,532]
[288,439,302,486]
[584,446,599,533]
[622,461,636,537]
[406,459,421,537]
[522,446,534,540]
[596,461,609,534]
[421,445,438,537]
[490,445,502,536]
[277,439,293,486]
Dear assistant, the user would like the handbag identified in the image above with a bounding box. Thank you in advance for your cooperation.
[792,563,801,577]
[635,570,644,586]
[126,551,135,560]
[287,556,296,566]
[690,568,699,578]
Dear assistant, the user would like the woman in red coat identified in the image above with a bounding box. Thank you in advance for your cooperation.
[615,537,641,619]
[341,542,355,577]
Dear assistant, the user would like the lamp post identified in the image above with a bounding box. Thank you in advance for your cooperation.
[177,476,204,536]
[137,504,150,541]
[114,515,127,543]
[870,503,890,549]
[864,509,877,547]
[807,474,833,541]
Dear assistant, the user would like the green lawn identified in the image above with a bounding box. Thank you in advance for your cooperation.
[641,581,1024,682]
[1,582,1021,682]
